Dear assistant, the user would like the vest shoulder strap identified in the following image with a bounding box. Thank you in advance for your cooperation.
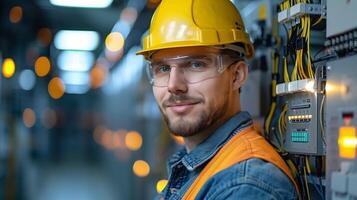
[182,126,299,199]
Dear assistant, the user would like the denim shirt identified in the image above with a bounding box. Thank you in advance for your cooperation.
[157,111,297,200]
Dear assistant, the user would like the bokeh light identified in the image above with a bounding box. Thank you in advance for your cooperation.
[93,126,106,144]
[2,58,16,78]
[156,179,168,193]
[101,129,115,149]
[90,62,108,89]
[9,6,23,23]
[23,108,36,128]
[105,48,124,62]
[48,77,65,99]
[105,32,124,52]
[172,135,185,145]
[41,108,57,128]
[19,69,36,91]
[37,28,52,46]
[120,7,138,25]
[35,56,51,77]
[133,160,150,177]
[26,46,40,65]
[147,0,162,9]
[125,131,143,151]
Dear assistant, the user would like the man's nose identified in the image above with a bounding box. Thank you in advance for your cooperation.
[167,67,188,94]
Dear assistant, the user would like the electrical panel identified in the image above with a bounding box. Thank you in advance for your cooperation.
[325,55,357,200]
[278,2,326,28]
[326,0,357,38]
[270,0,327,156]
[284,92,325,155]
[263,1,328,199]
[324,0,357,199]
[325,0,357,55]
[275,78,325,155]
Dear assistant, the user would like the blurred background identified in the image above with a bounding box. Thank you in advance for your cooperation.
[0,0,269,199]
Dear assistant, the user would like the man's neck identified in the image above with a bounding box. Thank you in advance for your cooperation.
[183,111,239,153]
[184,127,215,153]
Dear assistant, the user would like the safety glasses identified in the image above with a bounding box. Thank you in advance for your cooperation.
[146,54,237,87]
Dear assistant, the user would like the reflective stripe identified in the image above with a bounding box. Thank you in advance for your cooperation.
[182,126,300,199]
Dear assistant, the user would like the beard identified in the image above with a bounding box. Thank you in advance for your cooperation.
[159,94,229,137]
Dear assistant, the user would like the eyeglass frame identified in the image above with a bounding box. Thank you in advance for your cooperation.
[146,53,244,87]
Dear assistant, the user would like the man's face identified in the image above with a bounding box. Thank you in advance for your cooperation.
[151,46,238,137]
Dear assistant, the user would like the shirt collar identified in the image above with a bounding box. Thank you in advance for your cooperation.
[167,111,253,171]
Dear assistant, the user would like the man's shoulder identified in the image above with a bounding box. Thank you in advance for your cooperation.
[196,158,297,200]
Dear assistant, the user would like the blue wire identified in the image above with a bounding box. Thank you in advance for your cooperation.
[319,177,325,197]
[308,175,324,199]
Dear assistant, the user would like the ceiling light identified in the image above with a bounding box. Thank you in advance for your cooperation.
[58,51,94,72]
[49,0,113,8]
[64,84,90,94]
[54,30,99,51]
[61,71,89,85]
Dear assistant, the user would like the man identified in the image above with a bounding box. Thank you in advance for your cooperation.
[137,0,299,199]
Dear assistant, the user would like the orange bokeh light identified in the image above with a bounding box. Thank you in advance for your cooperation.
[133,160,150,177]
[48,77,65,99]
[90,63,108,89]
[338,126,357,159]
[23,108,36,128]
[35,56,51,77]
[125,131,143,151]
[172,135,185,145]
[105,32,125,52]
[9,6,22,23]
[37,28,52,46]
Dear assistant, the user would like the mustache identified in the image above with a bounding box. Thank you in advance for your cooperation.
[163,95,202,107]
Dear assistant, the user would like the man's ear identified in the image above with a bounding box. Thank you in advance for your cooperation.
[231,61,248,91]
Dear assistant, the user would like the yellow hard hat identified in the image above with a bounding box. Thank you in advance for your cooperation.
[137,0,255,59]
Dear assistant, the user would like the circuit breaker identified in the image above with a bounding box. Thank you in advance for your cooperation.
[284,92,325,155]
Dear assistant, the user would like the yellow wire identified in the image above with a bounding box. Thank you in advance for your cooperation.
[301,17,306,37]
[299,50,308,79]
[279,104,288,140]
[307,16,314,79]
[305,156,311,174]
[278,113,284,148]
[273,54,279,74]
[297,50,305,79]
[287,160,298,177]
[265,102,276,134]
[312,16,323,26]
[282,105,288,130]
[303,166,311,200]
[293,51,301,81]
[265,53,279,135]
[320,95,326,145]
[278,105,288,151]
[284,57,290,82]
[291,55,298,81]
[299,15,309,80]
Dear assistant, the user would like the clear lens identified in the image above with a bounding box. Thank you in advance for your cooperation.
[147,54,231,87]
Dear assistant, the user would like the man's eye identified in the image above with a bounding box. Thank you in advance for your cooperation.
[154,65,171,74]
[190,61,206,69]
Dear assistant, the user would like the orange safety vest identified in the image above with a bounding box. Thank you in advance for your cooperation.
[182,126,300,199]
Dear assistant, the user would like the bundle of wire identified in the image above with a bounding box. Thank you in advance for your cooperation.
[281,0,316,82]
[267,1,326,199]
